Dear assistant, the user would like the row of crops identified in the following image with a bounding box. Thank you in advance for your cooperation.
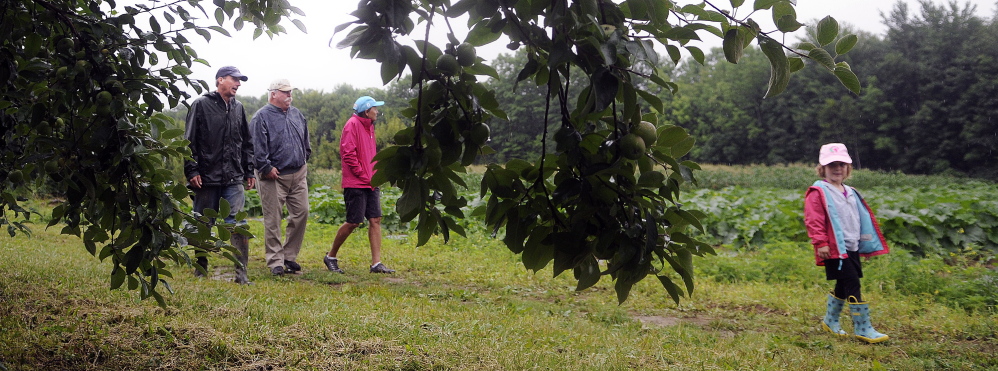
[686,184,998,257]
[247,167,998,259]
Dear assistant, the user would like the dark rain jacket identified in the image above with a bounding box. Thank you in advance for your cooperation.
[183,91,254,186]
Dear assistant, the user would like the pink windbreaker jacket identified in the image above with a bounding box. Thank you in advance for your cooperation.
[804,182,890,266]
[340,114,377,189]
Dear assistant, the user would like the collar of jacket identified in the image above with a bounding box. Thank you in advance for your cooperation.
[206,91,238,107]
[264,103,290,114]
[352,113,374,127]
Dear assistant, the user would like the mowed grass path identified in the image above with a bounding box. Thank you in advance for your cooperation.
[1,216,996,370]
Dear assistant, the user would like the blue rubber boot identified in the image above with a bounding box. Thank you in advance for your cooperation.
[848,296,890,343]
[821,292,848,337]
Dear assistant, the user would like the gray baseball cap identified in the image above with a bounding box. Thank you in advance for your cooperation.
[215,66,248,81]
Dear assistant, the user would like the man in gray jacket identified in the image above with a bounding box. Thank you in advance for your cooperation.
[184,66,256,284]
[251,79,311,276]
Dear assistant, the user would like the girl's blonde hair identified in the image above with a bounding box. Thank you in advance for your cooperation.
[815,163,853,180]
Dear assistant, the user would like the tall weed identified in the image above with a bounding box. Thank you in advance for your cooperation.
[697,243,998,313]
[867,250,998,313]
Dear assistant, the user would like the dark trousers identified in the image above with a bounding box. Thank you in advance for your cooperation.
[824,252,863,301]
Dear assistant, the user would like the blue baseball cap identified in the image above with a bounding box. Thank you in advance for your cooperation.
[215,66,248,81]
[354,96,384,114]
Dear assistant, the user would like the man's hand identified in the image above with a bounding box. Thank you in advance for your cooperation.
[246,177,256,190]
[265,167,280,180]
[189,175,202,189]
[817,245,831,260]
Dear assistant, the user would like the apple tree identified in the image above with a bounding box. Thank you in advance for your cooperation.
[337,0,860,303]
[0,0,305,305]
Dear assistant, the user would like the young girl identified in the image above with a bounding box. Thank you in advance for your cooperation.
[804,143,891,344]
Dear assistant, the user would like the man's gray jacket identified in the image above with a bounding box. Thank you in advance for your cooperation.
[183,91,255,186]
[250,104,311,176]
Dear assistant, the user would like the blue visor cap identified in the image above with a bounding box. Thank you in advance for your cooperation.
[354,96,385,114]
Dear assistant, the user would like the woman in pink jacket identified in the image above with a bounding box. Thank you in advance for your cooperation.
[804,143,890,344]
[323,96,395,274]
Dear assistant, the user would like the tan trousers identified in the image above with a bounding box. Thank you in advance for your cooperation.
[256,164,309,269]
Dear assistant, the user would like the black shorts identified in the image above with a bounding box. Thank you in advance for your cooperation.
[344,187,382,224]
[824,251,863,280]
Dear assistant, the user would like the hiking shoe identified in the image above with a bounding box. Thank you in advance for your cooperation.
[370,263,395,274]
[323,256,344,274]
[271,266,285,276]
[284,260,302,274]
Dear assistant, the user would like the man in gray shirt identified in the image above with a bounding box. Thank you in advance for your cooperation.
[251,79,311,276]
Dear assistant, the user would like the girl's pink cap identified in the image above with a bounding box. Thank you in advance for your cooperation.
[819,143,852,165]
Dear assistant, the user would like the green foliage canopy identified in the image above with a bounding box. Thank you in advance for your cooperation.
[337,0,858,303]
[0,0,304,305]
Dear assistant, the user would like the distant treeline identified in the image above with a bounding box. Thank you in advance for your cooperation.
[660,1,998,179]
[166,1,996,179]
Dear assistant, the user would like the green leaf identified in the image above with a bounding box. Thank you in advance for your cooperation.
[397,180,424,222]
[195,28,211,42]
[380,60,398,85]
[291,19,307,33]
[170,65,192,76]
[672,137,695,158]
[665,44,680,64]
[753,0,780,10]
[722,29,743,64]
[730,0,745,8]
[834,66,861,95]
[686,46,705,65]
[150,16,161,33]
[657,126,689,147]
[207,26,231,37]
[24,33,42,57]
[835,34,858,55]
[771,1,796,25]
[214,8,224,26]
[124,245,143,274]
[657,275,684,304]
[788,57,805,73]
[110,267,126,290]
[636,89,664,113]
[775,14,802,33]
[816,16,839,46]
[467,21,503,46]
[664,27,700,42]
[522,227,553,272]
[795,42,817,52]
[592,68,619,112]
[415,211,434,246]
[807,48,835,70]
[759,37,790,98]
[573,256,601,291]
[217,198,230,221]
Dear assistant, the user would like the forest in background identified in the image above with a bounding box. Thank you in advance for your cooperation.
[165,1,997,179]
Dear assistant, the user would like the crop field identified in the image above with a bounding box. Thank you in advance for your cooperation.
[0,166,995,370]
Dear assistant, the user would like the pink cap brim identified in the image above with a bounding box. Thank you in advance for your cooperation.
[819,154,852,166]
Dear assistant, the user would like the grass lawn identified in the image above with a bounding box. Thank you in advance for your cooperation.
[2,215,996,370]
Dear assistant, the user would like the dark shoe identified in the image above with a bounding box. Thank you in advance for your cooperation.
[323,256,344,274]
[284,260,302,274]
[370,263,395,274]
[271,266,285,276]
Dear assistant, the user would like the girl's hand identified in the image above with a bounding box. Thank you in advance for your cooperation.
[817,246,831,260]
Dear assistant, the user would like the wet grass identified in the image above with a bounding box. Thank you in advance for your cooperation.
[1,217,996,370]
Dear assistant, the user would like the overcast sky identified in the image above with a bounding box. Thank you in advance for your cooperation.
[172,0,996,99]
